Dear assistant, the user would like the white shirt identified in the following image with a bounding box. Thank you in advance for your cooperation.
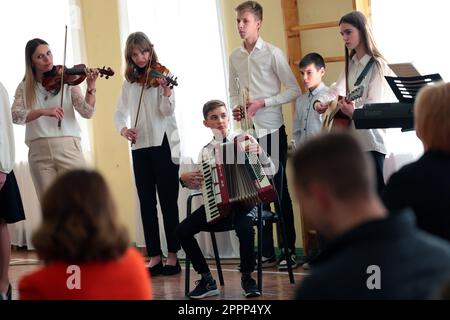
[293,82,328,147]
[316,54,394,154]
[0,82,14,173]
[11,82,94,146]
[114,80,180,159]
[229,37,301,137]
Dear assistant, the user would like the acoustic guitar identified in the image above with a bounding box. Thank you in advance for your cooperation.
[321,85,365,132]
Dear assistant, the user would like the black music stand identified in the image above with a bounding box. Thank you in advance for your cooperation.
[384,73,443,104]
[353,73,443,131]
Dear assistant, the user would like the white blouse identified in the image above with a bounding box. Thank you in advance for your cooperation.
[11,82,94,146]
[114,80,180,159]
[316,54,395,154]
[0,82,14,173]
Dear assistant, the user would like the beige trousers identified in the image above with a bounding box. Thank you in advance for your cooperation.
[28,137,86,199]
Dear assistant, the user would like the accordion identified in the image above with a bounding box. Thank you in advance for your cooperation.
[200,134,277,224]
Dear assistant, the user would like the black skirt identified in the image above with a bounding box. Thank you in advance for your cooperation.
[0,171,25,224]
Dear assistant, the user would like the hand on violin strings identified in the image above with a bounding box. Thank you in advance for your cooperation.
[156,78,172,97]
[43,107,64,120]
[246,99,265,118]
[85,68,99,88]
[121,127,137,144]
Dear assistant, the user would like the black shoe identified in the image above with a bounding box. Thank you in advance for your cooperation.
[187,276,219,299]
[241,275,261,298]
[277,249,298,270]
[163,261,181,275]
[148,260,164,276]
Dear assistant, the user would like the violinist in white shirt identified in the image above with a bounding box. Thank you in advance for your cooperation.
[114,32,181,277]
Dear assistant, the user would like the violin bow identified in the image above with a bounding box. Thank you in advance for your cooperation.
[58,25,68,129]
[131,46,154,146]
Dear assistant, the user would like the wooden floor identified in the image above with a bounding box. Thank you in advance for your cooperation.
[9,248,308,300]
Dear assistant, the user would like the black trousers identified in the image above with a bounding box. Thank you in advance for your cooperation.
[258,125,296,257]
[369,151,386,196]
[176,206,256,274]
[132,134,180,257]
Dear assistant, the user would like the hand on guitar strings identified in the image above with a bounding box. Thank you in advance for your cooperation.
[338,97,356,117]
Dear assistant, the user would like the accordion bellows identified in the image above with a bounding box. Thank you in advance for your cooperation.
[200,134,276,224]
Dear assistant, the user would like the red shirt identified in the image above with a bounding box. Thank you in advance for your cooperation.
[19,248,152,300]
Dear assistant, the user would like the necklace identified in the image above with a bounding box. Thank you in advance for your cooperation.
[36,83,51,101]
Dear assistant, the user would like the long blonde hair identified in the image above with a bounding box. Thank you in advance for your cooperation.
[23,38,48,109]
[124,32,158,83]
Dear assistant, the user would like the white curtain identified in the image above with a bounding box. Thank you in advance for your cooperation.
[0,0,91,248]
[121,0,239,258]
[371,0,450,180]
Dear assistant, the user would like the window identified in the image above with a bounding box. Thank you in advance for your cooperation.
[370,1,450,176]
[120,0,229,162]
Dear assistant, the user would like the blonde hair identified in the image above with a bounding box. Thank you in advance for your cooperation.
[415,82,450,153]
[124,32,158,83]
[23,38,48,108]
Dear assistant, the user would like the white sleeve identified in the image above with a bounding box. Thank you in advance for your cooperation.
[229,56,240,109]
[263,48,301,107]
[114,81,131,133]
[71,86,95,119]
[11,83,29,125]
[158,87,175,116]
[0,83,14,173]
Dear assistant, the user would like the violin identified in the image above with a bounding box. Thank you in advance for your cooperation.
[42,64,114,92]
[134,62,178,89]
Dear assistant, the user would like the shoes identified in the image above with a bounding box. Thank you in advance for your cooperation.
[277,251,298,270]
[163,261,181,275]
[302,262,311,270]
[187,275,220,299]
[241,275,261,298]
[259,255,277,268]
[148,260,164,276]
[0,284,11,300]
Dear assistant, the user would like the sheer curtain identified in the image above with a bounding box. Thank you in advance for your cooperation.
[371,0,450,180]
[0,0,90,248]
[119,0,237,258]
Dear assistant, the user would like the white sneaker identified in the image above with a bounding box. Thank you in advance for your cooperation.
[277,253,298,270]
[302,262,311,270]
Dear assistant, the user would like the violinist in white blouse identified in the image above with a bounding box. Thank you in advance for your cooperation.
[11,38,99,199]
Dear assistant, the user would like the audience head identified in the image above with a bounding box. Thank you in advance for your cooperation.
[292,132,382,238]
[33,169,129,263]
[415,82,450,153]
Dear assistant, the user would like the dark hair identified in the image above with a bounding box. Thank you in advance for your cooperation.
[24,38,49,108]
[33,169,129,263]
[339,11,386,77]
[202,99,227,119]
[299,52,325,70]
[124,32,159,83]
[235,1,263,21]
[292,132,375,200]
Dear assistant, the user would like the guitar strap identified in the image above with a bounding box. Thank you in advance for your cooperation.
[354,57,375,87]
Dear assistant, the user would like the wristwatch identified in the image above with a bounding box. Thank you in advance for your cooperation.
[87,88,96,95]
